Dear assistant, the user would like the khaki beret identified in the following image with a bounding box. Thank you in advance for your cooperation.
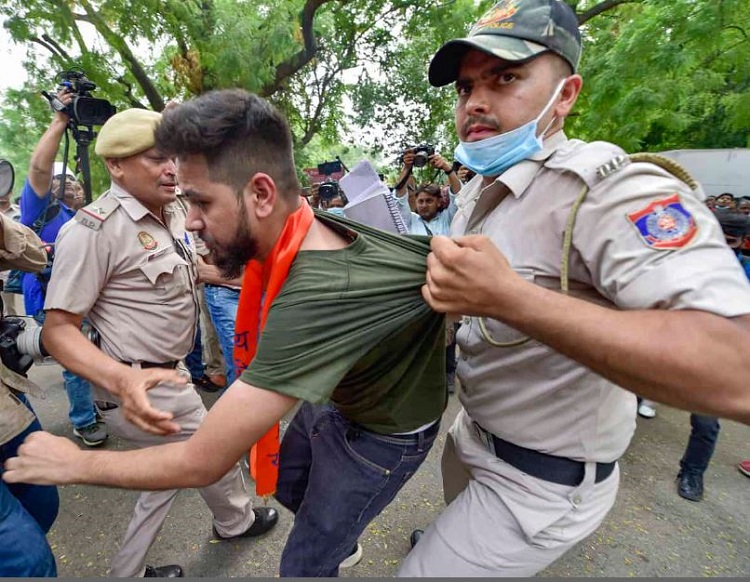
[95,108,162,159]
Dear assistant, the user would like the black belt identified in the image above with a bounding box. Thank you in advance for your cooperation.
[478,424,616,487]
[205,283,239,291]
[120,360,179,369]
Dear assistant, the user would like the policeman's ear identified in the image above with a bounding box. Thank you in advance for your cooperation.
[244,173,278,219]
[104,157,125,181]
[554,74,583,120]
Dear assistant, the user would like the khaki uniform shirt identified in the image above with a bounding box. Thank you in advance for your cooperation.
[0,213,48,444]
[45,182,198,367]
[454,132,750,462]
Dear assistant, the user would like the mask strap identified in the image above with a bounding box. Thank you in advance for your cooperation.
[536,78,568,137]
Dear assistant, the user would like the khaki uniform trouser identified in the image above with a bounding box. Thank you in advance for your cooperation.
[94,370,254,577]
[197,284,226,377]
[1,291,25,317]
[398,408,620,577]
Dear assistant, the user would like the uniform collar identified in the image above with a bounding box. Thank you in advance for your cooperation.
[108,181,177,224]
[498,130,568,199]
[455,130,569,211]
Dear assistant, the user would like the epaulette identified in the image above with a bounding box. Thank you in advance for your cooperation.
[547,140,701,192]
[592,152,700,192]
[74,195,121,231]
[545,140,627,188]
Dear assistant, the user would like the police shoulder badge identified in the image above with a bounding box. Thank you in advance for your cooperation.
[627,194,698,250]
[137,231,158,251]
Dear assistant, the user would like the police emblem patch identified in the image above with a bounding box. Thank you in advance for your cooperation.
[627,194,697,249]
[137,231,158,251]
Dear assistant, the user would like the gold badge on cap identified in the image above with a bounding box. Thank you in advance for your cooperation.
[137,231,158,251]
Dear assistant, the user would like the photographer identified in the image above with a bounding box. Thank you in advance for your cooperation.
[0,212,58,576]
[393,149,460,237]
[394,147,462,200]
[20,87,107,448]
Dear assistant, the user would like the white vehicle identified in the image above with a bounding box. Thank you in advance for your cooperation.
[658,148,750,198]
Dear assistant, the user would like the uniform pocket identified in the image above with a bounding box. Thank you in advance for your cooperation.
[478,268,535,348]
[139,251,190,293]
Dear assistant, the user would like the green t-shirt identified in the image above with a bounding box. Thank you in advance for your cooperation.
[241,211,447,434]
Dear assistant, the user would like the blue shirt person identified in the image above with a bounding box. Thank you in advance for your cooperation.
[19,166,81,318]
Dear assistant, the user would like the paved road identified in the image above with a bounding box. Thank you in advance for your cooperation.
[21,361,750,577]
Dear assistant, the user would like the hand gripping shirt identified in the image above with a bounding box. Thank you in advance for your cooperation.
[452,131,750,462]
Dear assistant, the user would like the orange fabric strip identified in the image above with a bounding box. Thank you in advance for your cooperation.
[233,200,315,496]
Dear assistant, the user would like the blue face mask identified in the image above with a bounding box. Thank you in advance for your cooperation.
[454,80,566,177]
[326,207,346,217]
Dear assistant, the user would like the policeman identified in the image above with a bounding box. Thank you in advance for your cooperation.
[403,0,750,576]
[0,213,56,577]
[39,109,277,577]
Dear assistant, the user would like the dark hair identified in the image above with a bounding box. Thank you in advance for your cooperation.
[415,184,441,199]
[155,89,299,198]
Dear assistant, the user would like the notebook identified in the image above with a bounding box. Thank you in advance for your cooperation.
[339,160,408,235]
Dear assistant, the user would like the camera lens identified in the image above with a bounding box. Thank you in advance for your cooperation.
[413,151,428,168]
[16,325,47,360]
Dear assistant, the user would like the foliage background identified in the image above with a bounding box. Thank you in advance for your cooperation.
[0,0,747,196]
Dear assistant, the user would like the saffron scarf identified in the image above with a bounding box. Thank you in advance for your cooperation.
[233,200,314,497]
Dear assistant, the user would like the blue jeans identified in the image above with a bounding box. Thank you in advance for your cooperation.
[0,395,58,576]
[185,324,205,380]
[680,414,720,476]
[204,284,240,384]
[275,402,439,577]
[62,368,97,429]
[35,310,96,429]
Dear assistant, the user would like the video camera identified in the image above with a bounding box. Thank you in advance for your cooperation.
[401,143,435,168]
[318,180,341,201]
[317,159,343,201]
[43,68,116,128]
[0,292,100,376]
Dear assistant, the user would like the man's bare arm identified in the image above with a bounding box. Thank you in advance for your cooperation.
[3,383,298,489]
[42,309,185,434]
[28,91,73,198]
[196,255,243,287]
[423,235,750,423]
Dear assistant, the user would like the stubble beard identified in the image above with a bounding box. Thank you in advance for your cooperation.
[210,209,259,280]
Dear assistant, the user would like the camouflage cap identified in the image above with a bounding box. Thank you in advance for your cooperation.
[429,0,581,87]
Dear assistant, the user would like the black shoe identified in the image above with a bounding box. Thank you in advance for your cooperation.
[410,529,424,548]
[677,471,704,502]
[213,507,279,540]
[192,374,223,393]
[144,564,184,577]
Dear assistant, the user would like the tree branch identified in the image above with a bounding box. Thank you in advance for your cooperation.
[77,0,164,110]
[115,76,147,109]
[40,34,72,62]
[577,0,639,25]
[260,0,341,97]
[30,36,67,63]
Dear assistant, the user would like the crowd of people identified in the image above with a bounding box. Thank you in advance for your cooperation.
[635,190,750,504]
[2,0,750,578]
